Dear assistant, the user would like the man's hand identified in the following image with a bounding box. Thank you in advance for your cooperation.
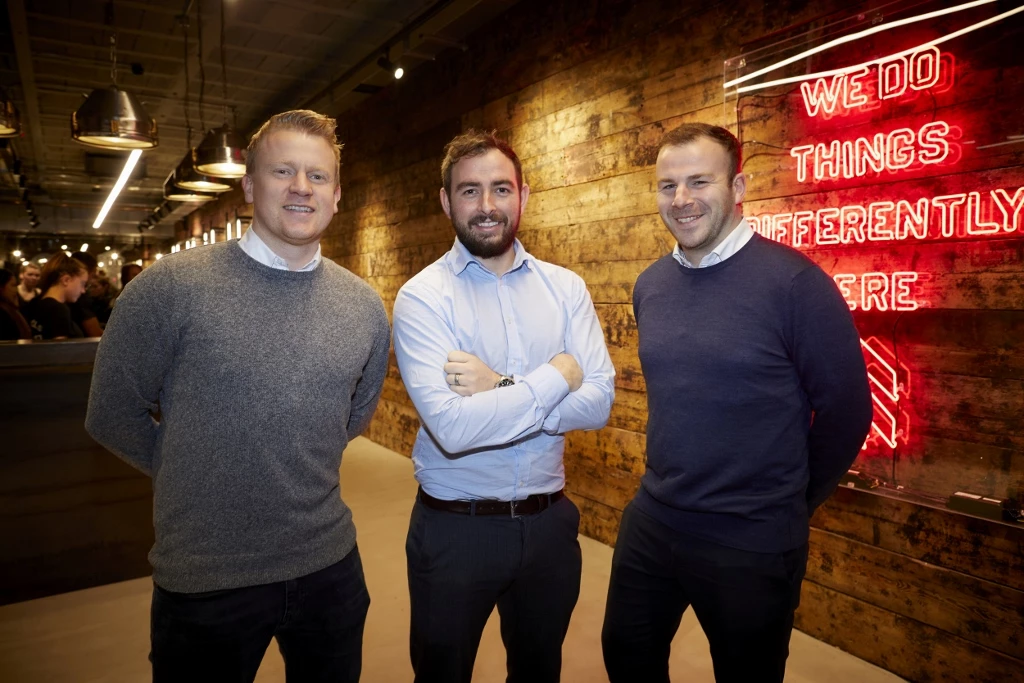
[549,353,583,392]
[444,351,501,396]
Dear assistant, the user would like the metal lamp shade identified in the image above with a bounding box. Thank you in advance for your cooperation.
[163,171,216,203]
[174,150,232,192]
[0,98,20,137]
[72,86,158,150]
[194,124,247,178]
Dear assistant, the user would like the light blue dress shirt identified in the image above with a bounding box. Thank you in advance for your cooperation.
[393,238,615,501]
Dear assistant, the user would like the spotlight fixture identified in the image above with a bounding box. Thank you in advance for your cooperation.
[29,219,40,228]
[377,55,404,80]
[12,249,21,258]
[0,94,20,138]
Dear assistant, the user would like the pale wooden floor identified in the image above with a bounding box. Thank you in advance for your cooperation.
[0,437,905,682]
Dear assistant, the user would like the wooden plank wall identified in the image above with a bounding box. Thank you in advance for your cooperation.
[188,1,1024,679]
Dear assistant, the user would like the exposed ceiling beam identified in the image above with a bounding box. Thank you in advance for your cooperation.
[6,0,48,174]
[26,14,329,64]
[29,54,308,95]
[24,36,331,84]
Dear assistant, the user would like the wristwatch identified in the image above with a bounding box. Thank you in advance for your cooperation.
[495,375,515,388]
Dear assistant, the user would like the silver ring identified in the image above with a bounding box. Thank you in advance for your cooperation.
[453,373,461,386]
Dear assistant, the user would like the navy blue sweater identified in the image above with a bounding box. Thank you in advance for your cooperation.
[632,233,872,553]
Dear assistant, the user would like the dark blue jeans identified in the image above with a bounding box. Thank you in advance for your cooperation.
[406,495,583,683]
[150,547,370,683]
[602,503,809,683]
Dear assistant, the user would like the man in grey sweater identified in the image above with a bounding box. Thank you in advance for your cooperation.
[86,110,390,683]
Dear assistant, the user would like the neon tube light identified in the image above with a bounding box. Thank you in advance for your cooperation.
[729,4,1024,95]
[724,0,996,89]
[93,149,143,229]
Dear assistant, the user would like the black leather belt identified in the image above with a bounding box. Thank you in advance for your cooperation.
[418,487,564,517]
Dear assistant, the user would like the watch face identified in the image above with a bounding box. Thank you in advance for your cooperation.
[497,376,515,387]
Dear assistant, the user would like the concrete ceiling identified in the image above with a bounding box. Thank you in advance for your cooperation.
[0,0,518,242]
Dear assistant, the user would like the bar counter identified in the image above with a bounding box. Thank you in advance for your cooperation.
[0,339,154,605]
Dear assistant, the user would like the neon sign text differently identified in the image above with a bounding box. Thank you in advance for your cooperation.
[750,185,1024,249]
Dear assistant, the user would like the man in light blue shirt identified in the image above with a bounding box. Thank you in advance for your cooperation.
[393,130,615,683]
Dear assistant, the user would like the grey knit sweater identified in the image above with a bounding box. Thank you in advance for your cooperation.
[86,241,390,592]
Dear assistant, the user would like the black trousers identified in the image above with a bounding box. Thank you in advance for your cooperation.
[150,547,370,683]
[406,495,583,683]
[602,503,809,683]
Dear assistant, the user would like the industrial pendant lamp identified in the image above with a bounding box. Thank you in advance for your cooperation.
[173,9,230,194]
[193,0,246,178]
[164,171,215,203]
[71,3,157,150]
[0,92,20,138]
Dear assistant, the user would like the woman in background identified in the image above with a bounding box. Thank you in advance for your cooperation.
[0,268,32,340]
[23,253,89,340]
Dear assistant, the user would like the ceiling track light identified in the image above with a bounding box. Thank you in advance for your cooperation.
[377,55,404,80]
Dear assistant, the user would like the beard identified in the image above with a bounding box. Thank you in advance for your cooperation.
[452,208,519,259]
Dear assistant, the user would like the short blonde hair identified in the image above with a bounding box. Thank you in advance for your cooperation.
[246,109,342,182]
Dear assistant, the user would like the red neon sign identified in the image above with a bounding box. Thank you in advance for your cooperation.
[834,272,920,312]
[861,336,911,451]
[799,47,953,119]
[749,185,1024,249]
[789,121,954,183]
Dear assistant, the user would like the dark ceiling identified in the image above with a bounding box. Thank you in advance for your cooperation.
[0,0,519,242]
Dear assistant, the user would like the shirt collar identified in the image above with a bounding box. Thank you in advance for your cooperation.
[448,237,532,277]
[238,227,321,272]
[672,217,754,268]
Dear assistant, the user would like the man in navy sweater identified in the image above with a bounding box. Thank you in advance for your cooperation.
[601,123,872,682]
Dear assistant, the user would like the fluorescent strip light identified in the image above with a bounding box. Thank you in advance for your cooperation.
[724,0,996,89]
[92,149,143,229]
[733,4,1024,95]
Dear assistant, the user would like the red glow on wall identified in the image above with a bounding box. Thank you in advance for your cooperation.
[861,336,911,451]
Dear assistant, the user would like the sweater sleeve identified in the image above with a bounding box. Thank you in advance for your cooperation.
[85,267,177,476]
[789,266,873,512]
[346,295,391,440]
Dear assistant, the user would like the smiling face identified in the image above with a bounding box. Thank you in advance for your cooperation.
[655,137,746,265]
[440,148,529,266]
[241,129,341,254]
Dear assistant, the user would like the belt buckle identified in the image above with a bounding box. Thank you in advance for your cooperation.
[510,498,521,519]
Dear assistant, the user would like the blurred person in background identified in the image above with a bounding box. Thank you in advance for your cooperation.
[69,251,103,337]
[87,272,114,325]
[0,268,32,340]
[23,253,88,340]
[17,262,41,306]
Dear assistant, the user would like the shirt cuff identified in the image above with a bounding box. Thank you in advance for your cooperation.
[520,362,570,415]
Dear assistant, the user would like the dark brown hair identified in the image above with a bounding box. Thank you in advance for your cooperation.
[441,129,523,197]
[246,109,341,181]
[659,123,742,179]
[38,252,87,293]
